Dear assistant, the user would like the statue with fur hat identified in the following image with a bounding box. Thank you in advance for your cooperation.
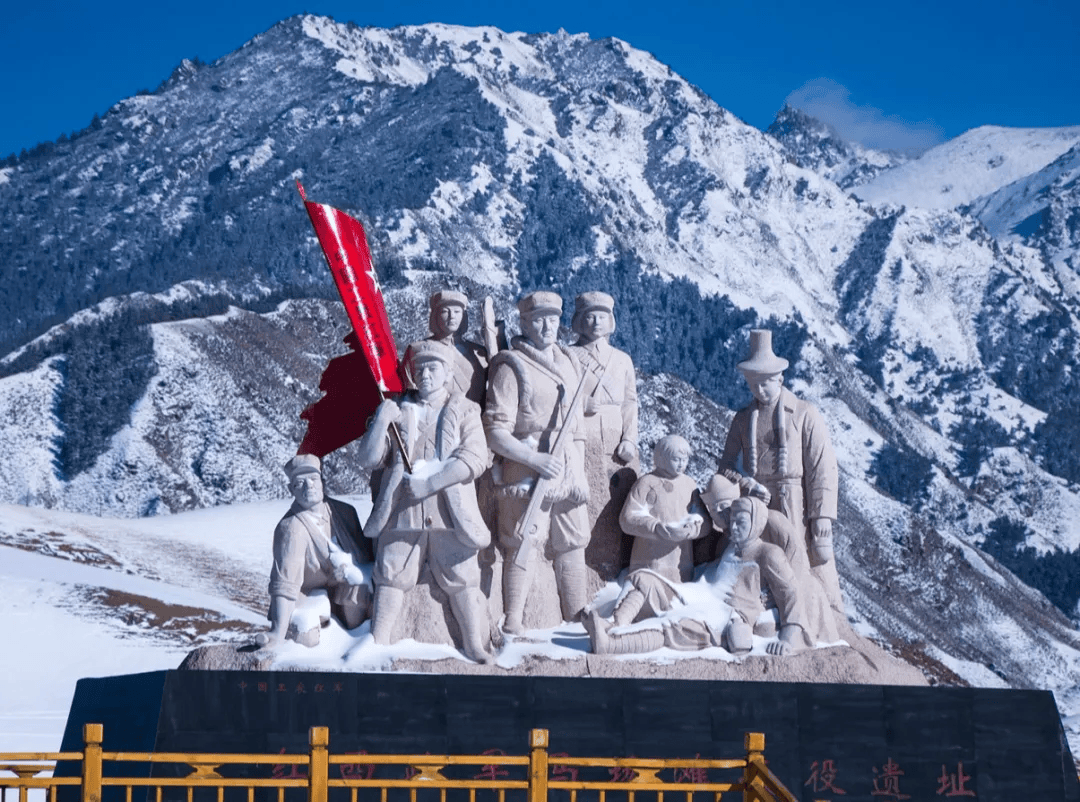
[404,289,489,407]
[483,290,591,634]
[569,291,641,582]
[257,454,374,648]
[718,329,843,613]
[356,339,495,663]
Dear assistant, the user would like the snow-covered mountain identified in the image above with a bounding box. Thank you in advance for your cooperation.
[850,124,1080,211]
[766,105,909,189]
[1,13,1080,759]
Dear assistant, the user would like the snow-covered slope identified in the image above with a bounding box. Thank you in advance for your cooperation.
[852,125,1080,210]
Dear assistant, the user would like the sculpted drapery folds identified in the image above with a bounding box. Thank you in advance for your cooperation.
[611,435,707,627]
[260,454,374,648]
[569,291,640,580]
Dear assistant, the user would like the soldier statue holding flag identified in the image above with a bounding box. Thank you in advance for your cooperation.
[356,341,495,663]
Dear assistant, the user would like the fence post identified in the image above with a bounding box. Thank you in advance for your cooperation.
[528,729,549,802]
[82,724,103,802]
[742,732,765,802]
[309,727,329,802]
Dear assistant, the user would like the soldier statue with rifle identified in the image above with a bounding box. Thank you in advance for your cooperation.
[483,291,592,634]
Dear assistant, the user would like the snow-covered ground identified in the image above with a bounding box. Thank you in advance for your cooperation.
[0,500,286,753]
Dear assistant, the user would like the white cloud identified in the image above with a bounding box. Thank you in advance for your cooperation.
[786,78,945,155]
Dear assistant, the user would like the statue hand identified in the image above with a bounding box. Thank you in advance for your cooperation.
[741,477,771,503]
[403,474,436,501]
[532,452,563,481]
[374,399,401,427]
[809,518,834,565]
[658,521,694,542]
[615,440,637,464]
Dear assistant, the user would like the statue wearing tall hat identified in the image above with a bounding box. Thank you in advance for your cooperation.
[568,291,640,582]
[718,329,843,612]
[406,290,489,407]
[483,291,591,634]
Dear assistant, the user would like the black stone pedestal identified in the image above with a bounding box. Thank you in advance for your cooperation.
[59,671,1079,802]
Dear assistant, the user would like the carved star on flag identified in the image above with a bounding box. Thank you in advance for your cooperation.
[366,264,383,297]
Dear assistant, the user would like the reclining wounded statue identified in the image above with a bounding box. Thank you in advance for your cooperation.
[484,291,592,634]
[257,454,374,648]
[568,292,641,584]
[585,473,840,656]
[718,329,844,613]
[356,341,495,664]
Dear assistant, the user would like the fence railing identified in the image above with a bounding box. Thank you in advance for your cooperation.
[0,724,798,802]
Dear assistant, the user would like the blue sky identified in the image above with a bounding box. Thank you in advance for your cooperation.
[3,0,1078,159]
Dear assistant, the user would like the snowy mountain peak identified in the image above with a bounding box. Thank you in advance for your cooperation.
[767,104,908,190]
[853,124,1080,211]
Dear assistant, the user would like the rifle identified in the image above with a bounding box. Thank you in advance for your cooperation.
[512,355,609,568]
[482,296,501,357]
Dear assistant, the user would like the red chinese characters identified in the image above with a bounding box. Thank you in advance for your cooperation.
[340,751,376,781]
[472,749,510,781]
[805,759,846,795]
[936,762,976,797]
[870,758,910,800]
[549,753,578,782]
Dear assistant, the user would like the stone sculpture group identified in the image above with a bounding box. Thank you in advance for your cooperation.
[258,289,843,663]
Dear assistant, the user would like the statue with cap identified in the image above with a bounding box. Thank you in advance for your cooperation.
[405,290,489,407]
[356,339,495,663]
[483,290,591,634]
[257,454,374,648]
[718,329,843,612]
[569,291,640,580]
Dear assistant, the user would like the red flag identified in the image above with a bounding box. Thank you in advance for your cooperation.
[298,181,403,394]
[297,332,383,458]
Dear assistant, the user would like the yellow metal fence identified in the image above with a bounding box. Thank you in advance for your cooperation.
[0,725,797,802]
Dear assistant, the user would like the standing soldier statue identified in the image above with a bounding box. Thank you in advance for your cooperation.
[484,291,591,634]
[357,341,495,663]
[718,329,843,612]
[569,291,640,581]
[406,290,489,407]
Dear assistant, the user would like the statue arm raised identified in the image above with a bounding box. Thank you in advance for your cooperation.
[355,399,399,470]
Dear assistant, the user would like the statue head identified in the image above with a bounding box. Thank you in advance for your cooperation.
[285,454,324,511]
[428,290,469,339]
[737,330,788,405]
[728,497,762,549]
[653,434,691,479]
[571,291,615,343]
[517,291,563,349]
[406,340,452,398]
[701,474,740,529]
